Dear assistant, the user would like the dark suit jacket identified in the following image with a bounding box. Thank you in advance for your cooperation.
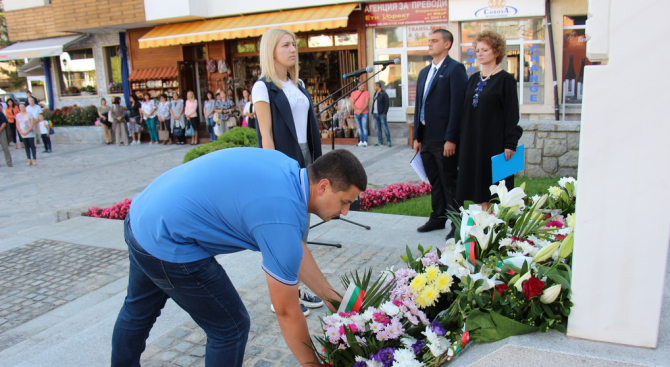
[256,77,322,168]
[373,90,389,115]
[413,55,468,143]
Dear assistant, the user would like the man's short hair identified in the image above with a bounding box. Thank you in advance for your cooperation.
[308,149,367,193]
[375,81,383,89]
[432,29,454,49]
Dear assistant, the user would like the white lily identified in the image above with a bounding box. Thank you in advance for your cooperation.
[469,225,497,251]
[540,284,562,304]
[490,180,526,208]
[472,210,504,229]
[514,271,532,291]
[469,272,501,292]
[558,177,576,189]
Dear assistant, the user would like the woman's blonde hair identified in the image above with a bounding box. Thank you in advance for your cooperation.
[259,28,299,89]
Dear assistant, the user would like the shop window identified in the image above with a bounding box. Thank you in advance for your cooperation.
[563,15,590,104]
[407,51,430,107]
[335,33,358,46]
[103,46,122,93]
[523,44,545,104]
[461,19,545,45]
[296,37,306,49]
[235,39,258,53]
[376,54,402,108]
[308,34,333,48]
[407,24,448,47]
[375,27,403,49]
[57,48,97,95]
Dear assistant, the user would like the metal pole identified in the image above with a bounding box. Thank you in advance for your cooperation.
[546,0,560,121]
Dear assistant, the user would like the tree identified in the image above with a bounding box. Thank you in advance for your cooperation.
[0,4,27,90]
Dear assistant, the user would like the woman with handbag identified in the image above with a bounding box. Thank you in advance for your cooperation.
[204,91,216,142]
[97,98,113,144]
[185,91,199,145]
[111,97,128,146]
[157,94,172,145]
[128,94,142,145]
[170,91,186,145]
[215,91,236,133]
[252,28,324,322]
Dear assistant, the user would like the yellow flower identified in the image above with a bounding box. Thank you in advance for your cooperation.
[419,286,439,308]
[567,213,575,228]
[409,273,428,293]
[548,186,562,200]
[425,265,440,283]
[414,293,426,308]
[434,273,453,293]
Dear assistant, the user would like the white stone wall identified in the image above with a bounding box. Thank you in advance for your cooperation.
[49,32,131,110]
[517,121,580,178]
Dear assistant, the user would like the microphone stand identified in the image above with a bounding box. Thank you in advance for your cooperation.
[307,65,387,248]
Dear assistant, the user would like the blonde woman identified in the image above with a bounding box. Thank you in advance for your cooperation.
[251,28,327,366]
[185,91,199,145]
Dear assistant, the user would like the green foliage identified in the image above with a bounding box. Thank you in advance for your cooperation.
[183,127,257,163]
[67,107,84,126]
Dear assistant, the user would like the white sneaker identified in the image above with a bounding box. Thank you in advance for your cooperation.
[298,285,324,308]
[136,141,141,145]
[357,142,364,147]
[363,141,368,147]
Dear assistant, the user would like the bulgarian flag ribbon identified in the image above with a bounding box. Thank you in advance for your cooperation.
[465,241,477,266]
[338,283,366,314]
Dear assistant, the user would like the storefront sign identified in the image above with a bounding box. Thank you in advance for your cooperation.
[407,24,449,46]
[449,0,545,22]
[364,1,449,27]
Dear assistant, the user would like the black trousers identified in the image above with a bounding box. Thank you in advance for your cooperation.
[420,128,458,223]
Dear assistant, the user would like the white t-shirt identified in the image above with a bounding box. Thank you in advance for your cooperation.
[26,104,42,120]
[252,79,309,143]
[39,119,50,134]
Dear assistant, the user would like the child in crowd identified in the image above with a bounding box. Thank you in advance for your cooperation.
[38,113,52,153]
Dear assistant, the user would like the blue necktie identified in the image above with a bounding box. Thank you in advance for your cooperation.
[420,67,438,123]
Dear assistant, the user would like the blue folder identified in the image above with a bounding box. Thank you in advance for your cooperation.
[491,145,525,184]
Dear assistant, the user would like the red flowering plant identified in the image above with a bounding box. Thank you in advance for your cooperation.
[359,182,431,211]
[85,199,131,220]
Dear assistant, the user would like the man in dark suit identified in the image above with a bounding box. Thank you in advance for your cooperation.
[413,29,468,238]
[372,82,391,146]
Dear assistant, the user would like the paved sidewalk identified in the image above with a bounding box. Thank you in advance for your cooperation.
[0,141,434,366]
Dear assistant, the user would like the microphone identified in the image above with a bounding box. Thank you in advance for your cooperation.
[374,58,401,66]
[343,65,374,79]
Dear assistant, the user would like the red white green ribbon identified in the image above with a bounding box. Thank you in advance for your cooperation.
[465,241,477,266]
[338,283,366,313]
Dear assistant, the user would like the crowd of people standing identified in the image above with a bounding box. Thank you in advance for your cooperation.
[0,96,49,167]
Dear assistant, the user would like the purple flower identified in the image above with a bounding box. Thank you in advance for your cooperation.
[431,320,446,336]
[411,340,425,355]
[371,347,396,367]
[353,362,367,367]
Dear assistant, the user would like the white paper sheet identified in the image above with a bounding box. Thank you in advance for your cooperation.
[410,152,428,182]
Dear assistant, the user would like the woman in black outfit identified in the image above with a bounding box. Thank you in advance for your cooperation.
[128,94,142,145]
[456,30,523,211]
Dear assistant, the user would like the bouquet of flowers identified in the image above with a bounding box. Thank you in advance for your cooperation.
[314,248,469,366]
[440,178,577,342]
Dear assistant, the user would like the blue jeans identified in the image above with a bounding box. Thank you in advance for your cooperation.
[354,113,368,143]
[112,217,250,367]
[373,113,391,144]
[207,116,216,141]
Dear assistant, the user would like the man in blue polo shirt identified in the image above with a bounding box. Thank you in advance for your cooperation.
[111,148,366,367]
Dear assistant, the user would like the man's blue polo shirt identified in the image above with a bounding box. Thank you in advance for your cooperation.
[129,147,308,285]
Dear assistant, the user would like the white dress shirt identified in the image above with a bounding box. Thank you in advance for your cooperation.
[421,57,446,125]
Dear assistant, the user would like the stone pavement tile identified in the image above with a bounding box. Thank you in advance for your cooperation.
[142,242,409,366]
[0,239,128,348]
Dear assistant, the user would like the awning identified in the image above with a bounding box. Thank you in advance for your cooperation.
[0,35,85,61]
[139,3,357,49]
[128,67,179,81]
[18,58,44,77]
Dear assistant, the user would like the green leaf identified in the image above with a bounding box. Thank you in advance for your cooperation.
[400,255,409,263]
[547,273,571,290]
[472,292,485,307]
[552,323,567,333]
[531,301,542,315]
[541,304,554,317]
[405,245,415,263]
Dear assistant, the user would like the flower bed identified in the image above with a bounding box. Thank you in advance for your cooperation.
[314,177,578,366]
[359,183,432,211]
[85,199,131,220]
[44,104,98,126]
